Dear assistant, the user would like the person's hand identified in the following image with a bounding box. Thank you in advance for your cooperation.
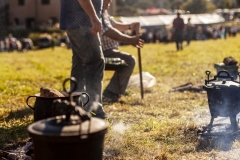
[130,22,141,35]
[90,17,102,34]
[129,35,144,48]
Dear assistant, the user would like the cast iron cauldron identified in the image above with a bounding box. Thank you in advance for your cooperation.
[27,78,108,160]
[203,70,240,131]
[26,77,89,122]
[27,110,108,160]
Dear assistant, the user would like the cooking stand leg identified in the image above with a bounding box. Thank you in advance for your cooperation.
[230,115,238,131]
[207,117,214,133]
[201,117,214,133]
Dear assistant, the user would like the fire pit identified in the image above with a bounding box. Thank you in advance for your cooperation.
[202,70,240,134]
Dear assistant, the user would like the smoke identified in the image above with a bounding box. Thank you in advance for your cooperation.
[84,95,100,113]
[91,100,99,111]
[192,104,211,126]
[193,91,240,158]
[103,121,130,158]
[112,120,129,134]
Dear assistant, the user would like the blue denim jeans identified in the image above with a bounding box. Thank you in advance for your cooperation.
[66,26,105,115]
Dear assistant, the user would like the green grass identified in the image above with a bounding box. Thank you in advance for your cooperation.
[1,36,240,159]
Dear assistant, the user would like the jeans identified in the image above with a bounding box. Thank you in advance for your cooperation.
[66,26,105,115]
[103,49,136,95]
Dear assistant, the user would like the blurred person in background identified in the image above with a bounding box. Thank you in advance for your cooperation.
[185,18,195,46]
[101,0,144,102]
[5,33,17,52]
[173,11,185,51]
[0,40,5,52]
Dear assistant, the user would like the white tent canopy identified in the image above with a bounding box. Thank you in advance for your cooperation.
[119,13,225,27]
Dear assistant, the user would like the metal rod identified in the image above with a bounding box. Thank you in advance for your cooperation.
[138,48,144,99]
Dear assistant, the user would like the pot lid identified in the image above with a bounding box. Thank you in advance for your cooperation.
[205,80,240,88]
[214,63,239,68]
[27,115,108,137]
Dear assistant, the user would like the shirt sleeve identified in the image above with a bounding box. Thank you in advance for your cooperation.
[109,16,116,26]
[101,12,114,35]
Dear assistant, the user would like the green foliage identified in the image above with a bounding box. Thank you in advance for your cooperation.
[117,6,139,16]
[182,0,216,14]
[115,0,233,16]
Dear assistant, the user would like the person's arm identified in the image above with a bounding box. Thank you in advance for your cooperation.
[104,27,144,48]
[78,0,101,34]
[113,21,141,35]
[109,17,140,34]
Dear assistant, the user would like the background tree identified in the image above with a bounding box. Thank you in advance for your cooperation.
[115,0,219,16]
[132,0,154,10]
[116,0,154,16]
[116,5,138,16]
[182,0,216,14]
[237,0,240,7]
[169,0,185,10]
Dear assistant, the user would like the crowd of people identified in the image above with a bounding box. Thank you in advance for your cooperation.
[0,33,33,53]
[141,16,239,48]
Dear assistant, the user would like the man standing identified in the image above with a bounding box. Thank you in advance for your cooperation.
[185,17,195,46]
[60,0,107,119]
[173,11,185,51]
[101,0,144,102]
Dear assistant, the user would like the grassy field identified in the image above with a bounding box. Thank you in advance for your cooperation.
[1,36,240,159]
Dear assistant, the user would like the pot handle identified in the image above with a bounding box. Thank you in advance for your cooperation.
[26,96,36,110]
[78,92,90,107]
[62,77,90,107]
[62,77,78,94]
[216,70,234,81]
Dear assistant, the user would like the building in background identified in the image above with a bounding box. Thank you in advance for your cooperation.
[0,0,8,27]
[8,0,60,29]
[7,0,116,29]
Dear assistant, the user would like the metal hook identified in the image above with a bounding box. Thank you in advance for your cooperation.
[62,77,78,97]
[205,70,211,85]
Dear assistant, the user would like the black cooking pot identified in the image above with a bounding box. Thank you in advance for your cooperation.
[27,84,108,160]
[26,77,89,122]
[203,70,240,130]
[27,113,108,160]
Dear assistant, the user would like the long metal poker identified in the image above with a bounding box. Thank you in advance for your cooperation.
[138,47,144,99]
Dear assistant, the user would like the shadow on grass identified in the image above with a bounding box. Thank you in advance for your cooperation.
[4,107,33,122]
[0,108,33,150]
[0,123,30,150]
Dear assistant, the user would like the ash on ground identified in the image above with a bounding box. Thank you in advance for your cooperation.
[0,138,34,160]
